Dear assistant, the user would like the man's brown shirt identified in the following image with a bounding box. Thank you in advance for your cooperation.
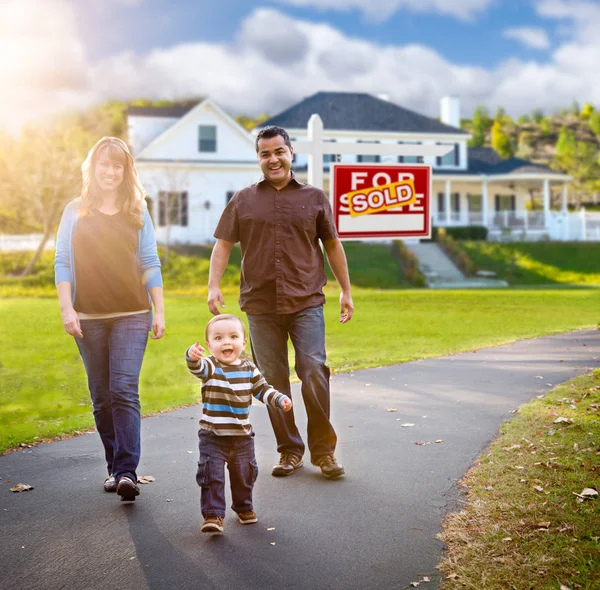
[214,175,339,314]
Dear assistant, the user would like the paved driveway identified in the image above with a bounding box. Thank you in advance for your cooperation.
[1,329,599,589]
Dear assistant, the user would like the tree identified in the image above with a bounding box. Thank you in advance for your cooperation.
[2,123,92,275]
[515,131,534,160]
[531,108,544,123]
[491,121,514,159]
[554,125,600,196]
[468,105,490,147]
[588,111,600,136]
[580,103,594,120]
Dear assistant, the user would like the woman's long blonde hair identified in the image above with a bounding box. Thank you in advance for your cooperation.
[81,136,146,229]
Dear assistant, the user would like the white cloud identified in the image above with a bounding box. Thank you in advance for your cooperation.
[503,27,550,50]
[5,4,600,133]
[273,0,494,23]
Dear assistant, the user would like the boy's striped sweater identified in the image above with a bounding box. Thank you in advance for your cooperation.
[186,353,287,436]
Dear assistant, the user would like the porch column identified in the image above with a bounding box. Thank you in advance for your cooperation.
[445,180,451,226]
[561,184,568,213]
[481,179,489,228]
[542,179,550,229]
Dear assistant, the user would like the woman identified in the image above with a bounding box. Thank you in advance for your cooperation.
[55,136,164,502]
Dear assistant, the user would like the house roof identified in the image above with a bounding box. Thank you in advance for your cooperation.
[452,147,566,177]
[126,102,200,118]
[258,91,468,135]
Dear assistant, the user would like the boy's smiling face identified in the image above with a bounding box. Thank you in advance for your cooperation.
[206,318,247,365]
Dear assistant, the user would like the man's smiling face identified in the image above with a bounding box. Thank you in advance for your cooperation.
[257,134,294,189]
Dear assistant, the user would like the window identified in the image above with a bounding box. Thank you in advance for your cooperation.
[495,194,516,211]
[436,143,460,167]
[198,125,217,153]
[467,194,482,213]
[437,192,460,212]
[323,139,337,168]
[357,140,380,163]
[398,141,422,164]
[226,191,235,204]
[158,191,188,227]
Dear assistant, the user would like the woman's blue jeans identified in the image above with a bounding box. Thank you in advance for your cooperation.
[75,312,150,483]
[247,305,337,461]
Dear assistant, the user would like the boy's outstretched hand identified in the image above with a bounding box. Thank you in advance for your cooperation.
[280,397,293,412]
[188,341,206,362]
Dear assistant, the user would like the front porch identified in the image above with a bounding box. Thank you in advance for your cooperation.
[431,174,597,241]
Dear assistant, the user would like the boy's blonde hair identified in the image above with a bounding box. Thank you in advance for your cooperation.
[205,314,246,341]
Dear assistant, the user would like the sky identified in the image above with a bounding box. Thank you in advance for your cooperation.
[2,0,600,133]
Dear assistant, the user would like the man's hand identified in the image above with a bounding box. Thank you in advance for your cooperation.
[339,291,354,323]
[151,311,165,340]
[62,307,83,338]
[207,287,225,316]
[280,397,293,412]
[188,340,206,362]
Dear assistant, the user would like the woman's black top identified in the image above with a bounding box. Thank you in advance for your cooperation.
[73,210,151,314]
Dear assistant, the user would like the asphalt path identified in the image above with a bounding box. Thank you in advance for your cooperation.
[2,329,599,590]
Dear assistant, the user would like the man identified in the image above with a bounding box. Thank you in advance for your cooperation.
[207,125,354,479]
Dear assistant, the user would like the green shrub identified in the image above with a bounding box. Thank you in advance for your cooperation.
[431,226,488,241]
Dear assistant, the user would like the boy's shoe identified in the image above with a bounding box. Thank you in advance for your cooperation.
[103,475,117,493]
[201,517,224,533]
[313,455,345,479]
[237,510,258,525]
[271,454,303,477]
[117,476,140,501]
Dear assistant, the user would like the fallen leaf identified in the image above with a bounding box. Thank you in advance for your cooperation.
[386,408,398,412]
[538,521,551,528]
[502,537,512,542]
[166,498,173,502]
[560,585,571,590]
[535,376,544,379]
[267,527,275,531]
[580,488,598,498]
[400,423,415,427]
[422,577,431,583]
[270,542,276,546]
[435,439,444,444]
[485,486,494,491]
[533,485,545,492]
[415,441,431,446]
[554,417,573,424]
[138,475,156,484]
[9,483,33,493]
[514,465,525,470]
[446,573,458,579]
[410,583,420,587]
[546,383,553,387]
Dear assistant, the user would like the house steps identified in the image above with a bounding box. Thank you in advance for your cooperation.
[405,242,508,289]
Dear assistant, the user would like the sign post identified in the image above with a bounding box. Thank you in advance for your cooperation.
[291,114,447,240]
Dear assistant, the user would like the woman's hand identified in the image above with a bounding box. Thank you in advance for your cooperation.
[151,311,165,340]
[62,307,83,338]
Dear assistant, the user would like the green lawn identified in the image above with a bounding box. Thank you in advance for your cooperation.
[2,289,599,452]
[439,369,600,589]
[457,241,600,285]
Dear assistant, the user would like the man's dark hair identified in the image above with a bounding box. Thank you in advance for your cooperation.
[255,125,292,152]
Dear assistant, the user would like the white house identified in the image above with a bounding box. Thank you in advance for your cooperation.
[127,92,599,243]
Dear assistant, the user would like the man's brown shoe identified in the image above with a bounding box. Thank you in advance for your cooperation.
[313,455,345,479]
[201,516,224,533]
[271,453,303,477]
[237,510,258,525]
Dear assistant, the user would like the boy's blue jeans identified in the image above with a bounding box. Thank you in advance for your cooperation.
[75,312,150,484]
[247,305,337,462]
[197,430,258,518]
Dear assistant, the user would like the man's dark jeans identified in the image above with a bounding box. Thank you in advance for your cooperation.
[196,430,258,518]
[247,305,337,461]
[75,312,150,483]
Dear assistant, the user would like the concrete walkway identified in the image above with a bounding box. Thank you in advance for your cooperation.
[1,330,599,590]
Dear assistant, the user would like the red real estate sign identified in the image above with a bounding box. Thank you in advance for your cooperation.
[330,163,432,240]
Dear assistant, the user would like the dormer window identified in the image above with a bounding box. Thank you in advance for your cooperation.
[198,125,217,153]
[357,140,380,163]
[436,143,460,167]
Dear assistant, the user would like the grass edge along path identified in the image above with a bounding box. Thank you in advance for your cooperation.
[437,369,600,590]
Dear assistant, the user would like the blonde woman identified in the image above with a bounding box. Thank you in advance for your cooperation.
[55,137,164,501]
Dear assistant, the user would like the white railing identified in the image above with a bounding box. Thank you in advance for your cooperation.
[0,234,54,252]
